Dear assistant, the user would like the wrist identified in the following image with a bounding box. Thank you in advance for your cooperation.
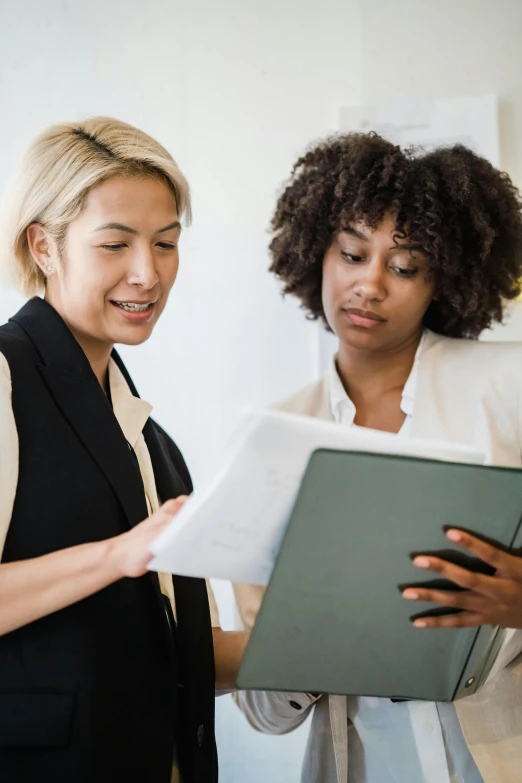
[101,536,126,583]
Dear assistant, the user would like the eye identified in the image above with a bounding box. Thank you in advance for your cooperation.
[156,242,177,250]
[340,252,363,263]
[100,243,127,251]
[393,266,418,278]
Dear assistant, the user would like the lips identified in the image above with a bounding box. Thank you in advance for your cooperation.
[110,299,157,324]
[343,308,387,328]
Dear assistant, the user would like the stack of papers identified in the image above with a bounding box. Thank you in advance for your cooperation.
[148,409,483,585]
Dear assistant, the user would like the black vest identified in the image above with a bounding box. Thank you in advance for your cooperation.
[0,298,217,783]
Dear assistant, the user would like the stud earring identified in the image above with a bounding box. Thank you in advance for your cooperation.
[46,264,53,273]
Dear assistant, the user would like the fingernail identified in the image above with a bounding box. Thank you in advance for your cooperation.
[447,530,462,542]
[403,590,419,600]
[413,557,430,568]
[414,620,427,628]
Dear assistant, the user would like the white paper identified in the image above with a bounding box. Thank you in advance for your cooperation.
[148,409,483,586]
[339,94,499,167]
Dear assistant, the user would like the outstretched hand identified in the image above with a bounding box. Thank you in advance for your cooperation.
[108,497,188,579]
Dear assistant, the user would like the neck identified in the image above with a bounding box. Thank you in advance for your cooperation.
[80,340,113,392]
[336,329,423,405]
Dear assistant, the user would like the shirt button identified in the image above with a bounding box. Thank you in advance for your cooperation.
[197,724,204,747]
[423,722,433,734]
[289,700,302,711]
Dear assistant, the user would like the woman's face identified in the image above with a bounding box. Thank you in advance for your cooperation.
[322,213,435,352]
[33,174,181,352]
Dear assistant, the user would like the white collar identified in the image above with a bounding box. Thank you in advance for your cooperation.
[108,359,152,448]
[328,331,427,425]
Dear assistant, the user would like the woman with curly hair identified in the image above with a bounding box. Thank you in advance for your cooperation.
[234,133,522,783]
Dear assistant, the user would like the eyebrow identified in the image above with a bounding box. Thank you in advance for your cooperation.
[342,226,368,242]
[343,227,424,255]
[389,241,424,254]
[94,221,181,235]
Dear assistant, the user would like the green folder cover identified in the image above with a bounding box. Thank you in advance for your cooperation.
[237,450,522,702]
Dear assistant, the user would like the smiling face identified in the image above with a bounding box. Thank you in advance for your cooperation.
[322,213,436,353]
[29,174,181,357]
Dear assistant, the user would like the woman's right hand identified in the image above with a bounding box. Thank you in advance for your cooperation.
[107,497,188,579]
[0,497,189,637]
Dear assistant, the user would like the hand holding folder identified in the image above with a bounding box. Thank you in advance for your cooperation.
[147,408,518,702]
[237,449,522,702]
[403,527,522,630]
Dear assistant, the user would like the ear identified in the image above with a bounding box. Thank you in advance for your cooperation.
[26,223,58,277]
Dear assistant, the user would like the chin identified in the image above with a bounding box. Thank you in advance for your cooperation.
[112,325,155,347]
[338,326,384,349]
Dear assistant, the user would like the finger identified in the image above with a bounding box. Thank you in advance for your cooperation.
[161,496,188,514]
[412,555,495,593]
[138,498,187,532]
[402,587,479,611]
[412,611,485,629]
[153,497,188,522]
[446,529,519,573]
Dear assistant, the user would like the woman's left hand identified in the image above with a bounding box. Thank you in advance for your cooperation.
[402,529,522,629]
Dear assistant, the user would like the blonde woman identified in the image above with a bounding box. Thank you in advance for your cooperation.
[0,118,246,783]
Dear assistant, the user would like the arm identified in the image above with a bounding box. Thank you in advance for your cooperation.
[232,582,320,734]
[213,628,250,691]
[0,498,185,637]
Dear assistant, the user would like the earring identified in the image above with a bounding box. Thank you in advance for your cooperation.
[46,264,53,273]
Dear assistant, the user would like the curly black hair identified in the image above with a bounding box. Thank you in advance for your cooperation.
[269,133,522,338]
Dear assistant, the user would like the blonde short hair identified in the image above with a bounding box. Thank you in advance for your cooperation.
[0,117,191,296]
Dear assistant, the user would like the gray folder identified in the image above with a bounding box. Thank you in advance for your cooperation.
[237,450,522,702]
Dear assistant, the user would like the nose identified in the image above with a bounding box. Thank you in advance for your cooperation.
[352,258,386,302]
[127,247,160,290]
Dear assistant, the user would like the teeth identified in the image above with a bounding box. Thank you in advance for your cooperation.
[115,302,151,312]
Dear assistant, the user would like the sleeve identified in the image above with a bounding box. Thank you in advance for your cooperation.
[482,356,522,679]
[232,582,320,734]
[0,352,18,560]
[478,350,522,683]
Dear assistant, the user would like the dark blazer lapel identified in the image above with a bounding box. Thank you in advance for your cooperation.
[111,351,213,692]
[111,351,190,502]
[10,298,149,528]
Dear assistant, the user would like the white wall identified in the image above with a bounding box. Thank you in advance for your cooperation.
[0,1,361,780]
[2,2,522,779]
[360,0,522,190]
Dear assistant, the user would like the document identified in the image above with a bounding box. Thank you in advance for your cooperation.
[148,409,483,585]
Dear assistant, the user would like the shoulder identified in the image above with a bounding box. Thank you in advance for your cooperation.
[0,320,37,369]
[422,330,522,379]
[270,375,329,418]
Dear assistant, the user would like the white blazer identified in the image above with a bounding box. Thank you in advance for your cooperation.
[234,330,522,783]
